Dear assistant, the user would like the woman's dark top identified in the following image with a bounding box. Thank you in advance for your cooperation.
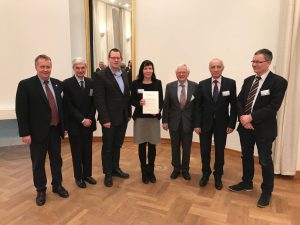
[130,79,164,120]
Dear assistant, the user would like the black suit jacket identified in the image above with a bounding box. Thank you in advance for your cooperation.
[237,71,288,138]
[162,80,198,132]
[195,76,237,132]
[15,75,64,143]
[93,67,132,126]
[63,76,96,135]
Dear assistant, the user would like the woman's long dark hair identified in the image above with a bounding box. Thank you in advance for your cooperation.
[137,60,157,82]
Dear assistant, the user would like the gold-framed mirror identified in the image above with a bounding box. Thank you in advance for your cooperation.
[84,0,135,79]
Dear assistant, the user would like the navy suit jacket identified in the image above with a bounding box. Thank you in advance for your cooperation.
[15,75,64,143]
[237,71,288,138]
[195,76,237,132]
[63,76,96,135]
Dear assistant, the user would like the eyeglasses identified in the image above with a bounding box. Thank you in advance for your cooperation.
[251,60,269,64]
[110,57,121,61]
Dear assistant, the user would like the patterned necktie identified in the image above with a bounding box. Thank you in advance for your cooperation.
[213,80,219,102]
[44,80,59,125]
[180,84,186,109]
[244,76,261,114]
[80,80,84,90]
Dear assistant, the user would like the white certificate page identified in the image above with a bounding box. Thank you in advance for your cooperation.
[143,91,159,114]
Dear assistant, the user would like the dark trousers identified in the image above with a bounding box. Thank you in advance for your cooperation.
[69,132,93,180]
[239,129,275,194]
[101,122,127,174]
[138,142,156,166]
[169,122,193,172]
[200,121,227,178]
[29,126,62,192]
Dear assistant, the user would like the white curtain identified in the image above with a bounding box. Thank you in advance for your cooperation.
[93,0,107,69]
[273,0,300,175]
[92,0,131,69]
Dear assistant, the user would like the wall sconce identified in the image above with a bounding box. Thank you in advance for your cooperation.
[126,37,131,42]
[100,32,105,37]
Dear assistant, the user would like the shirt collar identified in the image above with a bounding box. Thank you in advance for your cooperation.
[178,80,188,87]
[211,76,222,84]
[109,66,122,76]
[74,74,85,83]
[256,70,270,81]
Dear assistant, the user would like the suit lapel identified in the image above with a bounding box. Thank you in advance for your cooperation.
[107,69,124,95]
[34,75,49,106]
[171,82,180,106]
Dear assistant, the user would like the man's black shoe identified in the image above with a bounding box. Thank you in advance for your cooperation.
[112,168,129,179]
[170,170,180,179]
[182,171,191,180]
[214,178,223,190]
[52,185,69,198]
[228,182,253,192]
[104,174,113,187]
[84,176,97,185]
[75,179,86,188]
[36,191,46,206]
[199,176,209,187]
[257,193,271,208]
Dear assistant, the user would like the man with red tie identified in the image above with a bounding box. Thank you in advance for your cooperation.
[16,55,69,206]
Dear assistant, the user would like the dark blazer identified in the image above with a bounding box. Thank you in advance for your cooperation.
[93,67,132,126]
[162,80,198,132]
[195,76,237,132]
[15,75,64,142]
[63,76,96,135]
[130,79,164,120]
[237,71,288,138]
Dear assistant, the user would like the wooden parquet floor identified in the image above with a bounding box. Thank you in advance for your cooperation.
[0,140,300,225]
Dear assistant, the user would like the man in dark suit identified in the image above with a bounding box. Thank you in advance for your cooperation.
[15,54,69,206]
[194,58,237,190]
[228,49,288,208]
[63,57,97,188]
[162,64,198,180]
[95,60,106,72]
[93,48,132,187]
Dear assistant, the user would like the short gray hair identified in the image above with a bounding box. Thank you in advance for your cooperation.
[72,57,86,66]
[175,63,190,73]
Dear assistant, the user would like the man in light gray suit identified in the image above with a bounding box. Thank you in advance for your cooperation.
[162,64,198,180]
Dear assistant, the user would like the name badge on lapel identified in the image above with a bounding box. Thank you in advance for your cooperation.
[260,89,270,96]
[190,95,195,101]
[138,89,144,94]
[222,90,230,96]
[89,89,93,96]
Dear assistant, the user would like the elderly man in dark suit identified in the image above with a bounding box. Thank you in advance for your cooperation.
[162,64,198,180]
[63,57,97,188]
[93,48,132,187]
[194,58,237,190]
[15,54,69,206]
[229,49,288,208]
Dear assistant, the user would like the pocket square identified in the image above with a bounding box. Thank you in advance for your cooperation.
[191,95,195,101]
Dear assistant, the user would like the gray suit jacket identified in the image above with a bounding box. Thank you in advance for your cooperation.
[162,80,198,132]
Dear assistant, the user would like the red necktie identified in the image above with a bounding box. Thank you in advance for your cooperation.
[180,84,186,109]
[44,80,59,125]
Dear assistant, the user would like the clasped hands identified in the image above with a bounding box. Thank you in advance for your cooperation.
[240,114,254,130]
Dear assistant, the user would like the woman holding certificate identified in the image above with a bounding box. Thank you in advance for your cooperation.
[131,60,164,184]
